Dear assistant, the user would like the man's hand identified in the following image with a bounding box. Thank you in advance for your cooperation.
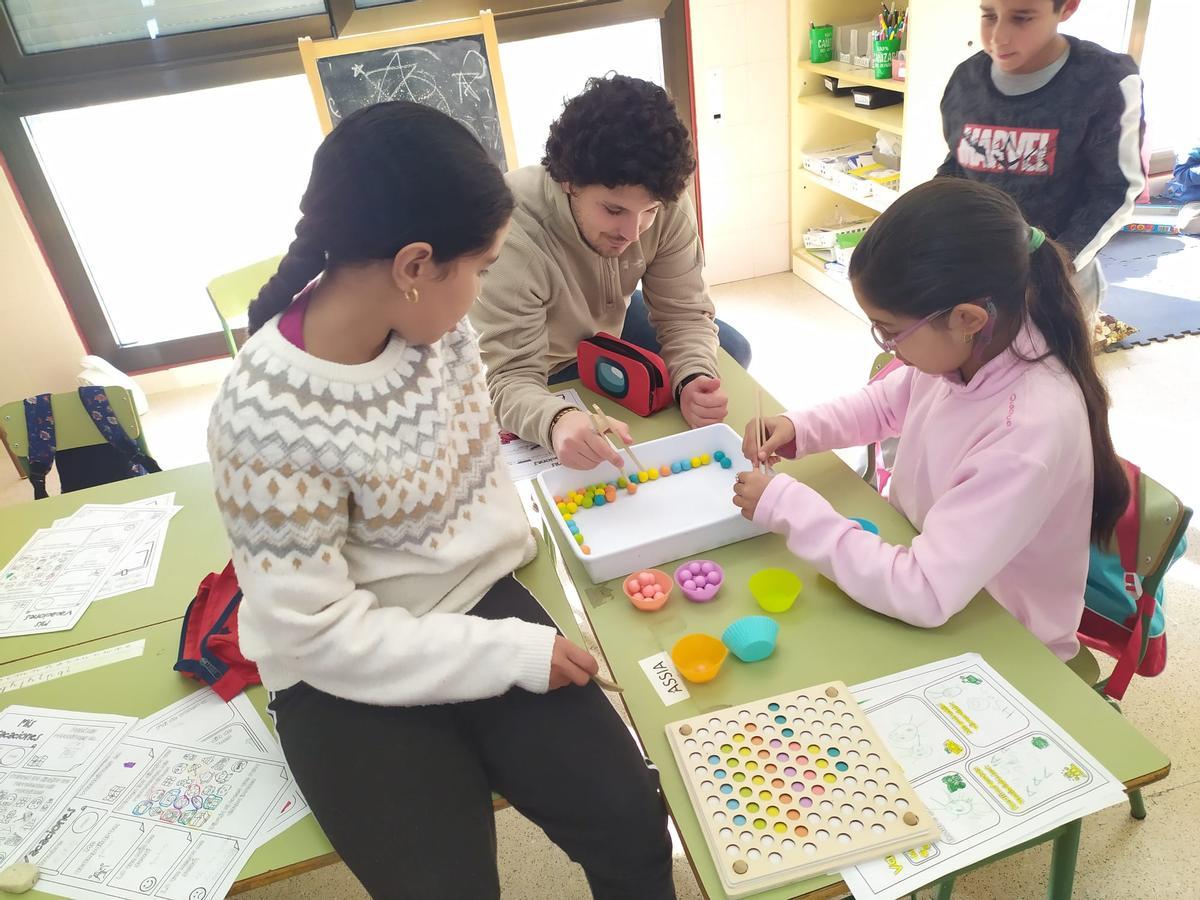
[731,468,776,521]
[551,409,633,470]
[680,376,728,429]
[548,635,599,689]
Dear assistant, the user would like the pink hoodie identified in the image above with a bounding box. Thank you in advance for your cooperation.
[753,324,1092,660]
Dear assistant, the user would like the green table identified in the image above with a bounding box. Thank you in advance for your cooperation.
[0,465,229,666]
[0,620,337,898]
[0,465,590,895]
[542,355,1170,900]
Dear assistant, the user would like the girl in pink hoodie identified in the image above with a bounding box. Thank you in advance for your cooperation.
[732,179,1128,660]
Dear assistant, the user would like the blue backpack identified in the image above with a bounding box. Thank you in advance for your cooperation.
[23,387,160,500]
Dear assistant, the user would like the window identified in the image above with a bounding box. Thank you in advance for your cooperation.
[1139,0,1195,153]
[2,2,679,371]
[3,0,325,54]
[498,18,665,168]
[23,74,321,348]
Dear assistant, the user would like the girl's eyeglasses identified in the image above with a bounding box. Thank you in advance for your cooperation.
[870,308,952,352]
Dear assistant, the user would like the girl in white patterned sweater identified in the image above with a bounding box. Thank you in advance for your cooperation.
[208,102,672,898]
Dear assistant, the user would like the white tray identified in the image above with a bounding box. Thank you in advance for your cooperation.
[537,423,766,583]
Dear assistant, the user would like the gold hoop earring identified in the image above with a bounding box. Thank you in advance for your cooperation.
[405,288,420,304]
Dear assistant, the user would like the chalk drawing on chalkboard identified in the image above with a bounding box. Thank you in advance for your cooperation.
[330,44,500,151]
[298,13,516,171]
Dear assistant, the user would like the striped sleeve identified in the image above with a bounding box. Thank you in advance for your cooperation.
[1060,72,1145,269]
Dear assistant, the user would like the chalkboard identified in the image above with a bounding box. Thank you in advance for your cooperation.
[299,14,515,172]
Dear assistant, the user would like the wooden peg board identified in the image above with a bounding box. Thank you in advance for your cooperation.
[665,681,941,897]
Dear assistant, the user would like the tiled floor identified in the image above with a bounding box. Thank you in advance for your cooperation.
[4,273,1195,898]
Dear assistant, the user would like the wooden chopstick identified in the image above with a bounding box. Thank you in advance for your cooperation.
[754,390,764,470]
[754,389,775,474]
[592,673,624,693]
[592,403,648,473]
[586,409,627,475]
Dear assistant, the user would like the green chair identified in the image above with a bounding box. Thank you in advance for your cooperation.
[0,386,149,481]
[207,255,283,357]
[1071,468,1191,821]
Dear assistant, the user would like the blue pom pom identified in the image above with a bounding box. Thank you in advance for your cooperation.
[629,473,640,484]
[682,460,692,471]
[714,450,726,462]
[593,495,606,506]
[721,458,733,469]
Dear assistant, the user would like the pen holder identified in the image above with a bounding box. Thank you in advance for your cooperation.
[873,38,900,79]
[809,25,834,63]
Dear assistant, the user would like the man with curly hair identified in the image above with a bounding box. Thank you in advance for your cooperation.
[472,74,752,469]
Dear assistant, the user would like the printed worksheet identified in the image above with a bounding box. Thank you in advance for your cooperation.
[0,514,158,638]
[22,691,309,900]
[500,389,584,481]
[0,707,137,872]
[54,497,179,600]
[130,690,310,845]
[841,654,1127,900]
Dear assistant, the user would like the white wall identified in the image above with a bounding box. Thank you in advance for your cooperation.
[499,19,666,169]
[0,166,87,401]
[689,0,790,286]
[900,0,980,191]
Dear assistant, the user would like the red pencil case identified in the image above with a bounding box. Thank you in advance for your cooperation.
[577,332,671,417]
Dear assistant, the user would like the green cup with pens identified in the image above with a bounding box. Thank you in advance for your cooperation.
[810,22,834,64]
[874,4,906,79]
[873,37,900,78]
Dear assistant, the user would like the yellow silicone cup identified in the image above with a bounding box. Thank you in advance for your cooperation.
[749,568,803,613]
[671,633,729,683]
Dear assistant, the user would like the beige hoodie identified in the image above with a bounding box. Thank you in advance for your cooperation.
[471,165,719,445]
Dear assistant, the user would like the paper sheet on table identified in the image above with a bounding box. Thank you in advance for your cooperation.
[500,389,584,481]
[840,654,1127,900]
[129,690,310,846]
[0,511,163,638]
[15,691,309,900]
[0,706,138,871]
[53,495,178,601]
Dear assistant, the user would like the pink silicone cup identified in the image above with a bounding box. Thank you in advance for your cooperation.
[673,560,724,602]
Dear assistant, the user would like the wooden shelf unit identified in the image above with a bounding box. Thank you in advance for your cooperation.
[797,58,908,94]
[789,1,978,319]
[797,166,897,215]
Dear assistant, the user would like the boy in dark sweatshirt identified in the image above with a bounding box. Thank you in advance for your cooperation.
[937,0,1144,322]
